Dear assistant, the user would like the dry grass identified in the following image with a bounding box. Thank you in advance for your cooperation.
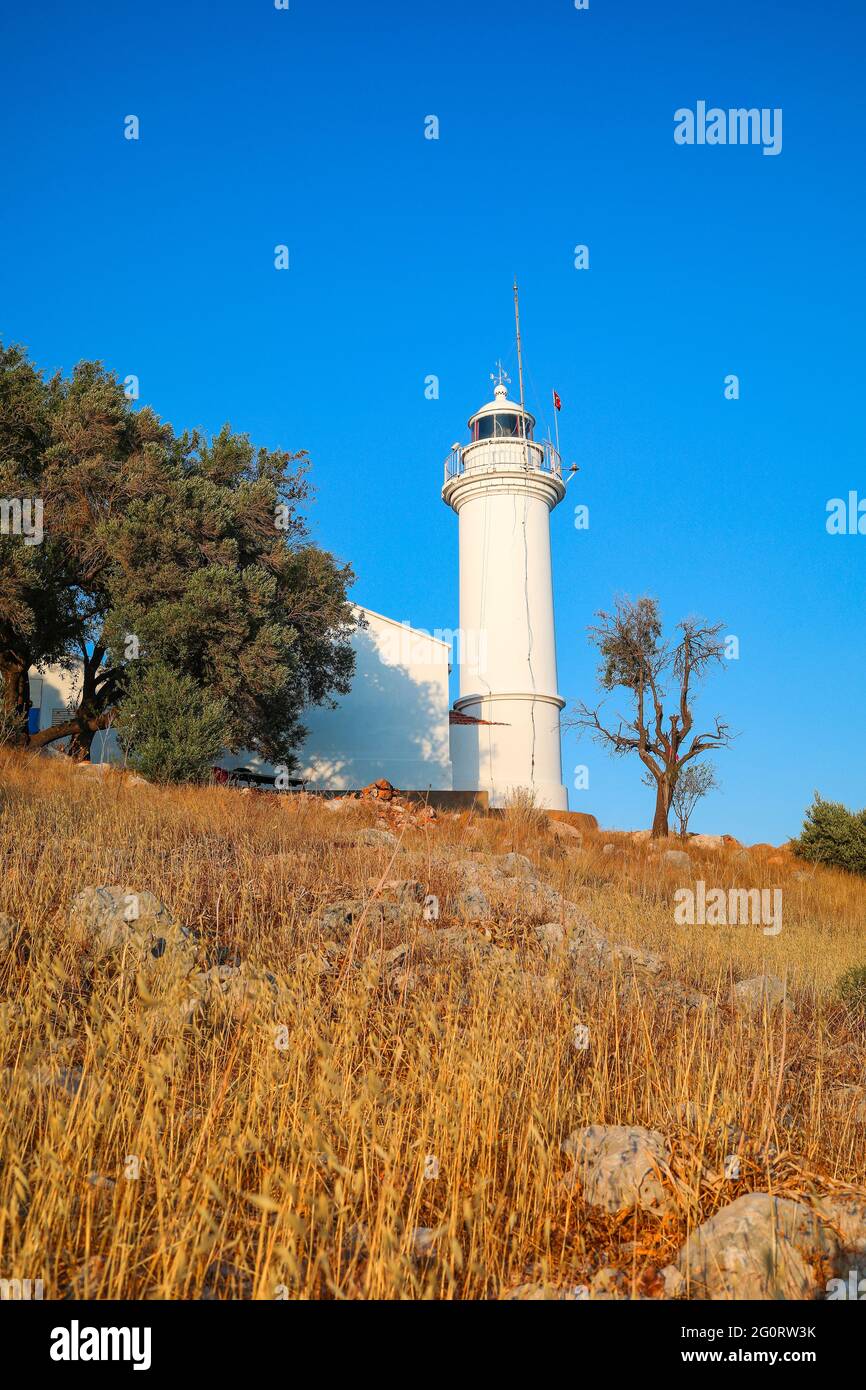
[1,751,865,1300]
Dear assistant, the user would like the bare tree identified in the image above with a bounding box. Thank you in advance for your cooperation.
[669,761,719,838]
[567,596,733,837]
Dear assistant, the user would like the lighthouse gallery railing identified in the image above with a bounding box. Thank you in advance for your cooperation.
[443,438,562,484]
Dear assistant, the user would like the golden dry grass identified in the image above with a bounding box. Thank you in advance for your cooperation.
[1,751,864,1300]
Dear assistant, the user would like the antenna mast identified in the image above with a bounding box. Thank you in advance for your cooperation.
[513,277,526,421]
[513,277,531,475]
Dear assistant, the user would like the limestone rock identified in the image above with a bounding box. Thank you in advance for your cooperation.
[69,886,195,971]
[356,827,399,849]
[562,1124,672,1215]
[534,921,566,954]
[812,1194,866,1258]
[320,898,404,935]
[454,885,491,921]
[733,973,790,1015]
[410,1227,438,1259]
[550,821,583,845]
[661,1193,837,1300]
[498,852,536,880]
[387,878,426,907]
[502,1282,587,1301]
[185,962,281,1022]
[662,849,692,871]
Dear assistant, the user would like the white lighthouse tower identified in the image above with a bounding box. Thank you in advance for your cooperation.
[443,300,569,811]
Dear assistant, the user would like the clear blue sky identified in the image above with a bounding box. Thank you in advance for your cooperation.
[2,0,864,843]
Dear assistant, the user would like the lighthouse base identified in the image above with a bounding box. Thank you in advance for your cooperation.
[449,693,568,811]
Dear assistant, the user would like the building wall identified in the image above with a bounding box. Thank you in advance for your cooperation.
[224,607,453,790]
[28,606,453,792]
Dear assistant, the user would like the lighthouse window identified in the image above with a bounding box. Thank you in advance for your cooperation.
[474,413,532,441]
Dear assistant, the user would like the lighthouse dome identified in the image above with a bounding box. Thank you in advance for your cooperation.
[468,382,535,442]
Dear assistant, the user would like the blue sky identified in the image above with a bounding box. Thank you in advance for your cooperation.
[2,0,864,842]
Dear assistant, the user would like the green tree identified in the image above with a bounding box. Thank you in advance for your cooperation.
[568,595,733,837]
[115,663,228,784]
[0,345,79,736]
[793,794,866,876]
[0,342,357,768]
[670,761,719,837]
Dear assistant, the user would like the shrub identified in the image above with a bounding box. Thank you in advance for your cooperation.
[115,663,229,784]
[793,793,866,876]
[502,787,548,848]
[835,965,866,1016]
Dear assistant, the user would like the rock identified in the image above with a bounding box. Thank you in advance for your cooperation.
[652,978,715,1013]
[0,912,18,953]
[813,1194,866,1257]
[416,926,493,961]
[356,827,399,849]
[320,898,403,935]
[686,834,725,850]
[14,1063,88,1100]
[69,886,195,971]
[534,921,566,954]
[733,974,790,1015]
[387,879,426,907]
[183,962,281,1022]
[601,843,616,856]
[550,822,583,845]
[662,849,692,871]
[502,1282,587,1301]
[498,852,536,880]
[125,774,151,788]
[571,931,664,981]
[410,1227,438,1259]
[562,1124,672,1215]
[661,1193,838,1300]
[454,885,491,922]
[588,1267,643,1300]
[792,871,813,883]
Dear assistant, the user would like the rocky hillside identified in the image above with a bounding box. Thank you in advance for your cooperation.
[1,752,865,1299]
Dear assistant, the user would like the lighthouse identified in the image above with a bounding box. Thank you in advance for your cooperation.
[443,314,569,811]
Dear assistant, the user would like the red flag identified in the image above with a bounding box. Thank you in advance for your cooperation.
[553,390,562,411]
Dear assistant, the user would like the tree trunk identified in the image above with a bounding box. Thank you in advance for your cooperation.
[0,654,32,744]
[651,777,671,838]
[68,727,96,762]
[29,711,111,751]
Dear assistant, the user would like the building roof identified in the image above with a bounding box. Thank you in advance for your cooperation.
[468,381,536,429]
[449,709,508,726]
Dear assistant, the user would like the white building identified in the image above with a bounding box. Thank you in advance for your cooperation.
[27,367,570,808]
[27,606,453,792]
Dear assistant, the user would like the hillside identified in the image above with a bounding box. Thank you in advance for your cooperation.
[1,751,865,1300]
